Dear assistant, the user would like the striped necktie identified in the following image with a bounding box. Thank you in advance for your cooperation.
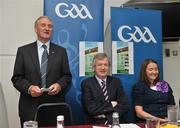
[101,80,109,102]
[40,44,48,88]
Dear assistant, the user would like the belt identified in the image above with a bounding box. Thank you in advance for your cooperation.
[93,114,106,119]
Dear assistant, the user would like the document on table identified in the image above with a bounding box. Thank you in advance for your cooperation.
[93,126,109,128]
[120,123,141,128]
[93,123,140,128]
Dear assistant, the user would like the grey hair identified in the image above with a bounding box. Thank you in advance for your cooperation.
[92,53,111,68]
[34,16,53,28]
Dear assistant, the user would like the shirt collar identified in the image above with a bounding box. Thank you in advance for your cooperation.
[37,40,50,49]
[95,75,107,85]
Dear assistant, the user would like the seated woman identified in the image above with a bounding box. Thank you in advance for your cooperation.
[131,58,175,122]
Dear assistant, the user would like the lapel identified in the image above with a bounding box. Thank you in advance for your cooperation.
[93,76,104,93]
[93,76,112,99]
[106,76,110,87]
[106,76,112,91]
[29,42,41,76]
[46,43,56,74]
[94,76,111,88]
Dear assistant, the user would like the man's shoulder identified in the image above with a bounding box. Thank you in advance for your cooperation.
[18,42,36,49]
[107,75,120,82]
[81,77,96,87]
[82,77,95,83]
[50,43,66,50]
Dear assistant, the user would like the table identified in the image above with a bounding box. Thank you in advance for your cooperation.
[40,123,145,128]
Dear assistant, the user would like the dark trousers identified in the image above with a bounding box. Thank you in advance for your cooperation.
[20,118,25,128]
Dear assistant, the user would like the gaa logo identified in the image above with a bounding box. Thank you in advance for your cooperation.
[55,3,93,19]
[118,25,157,43]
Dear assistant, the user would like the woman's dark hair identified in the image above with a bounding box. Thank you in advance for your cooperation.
[139,58,160,86]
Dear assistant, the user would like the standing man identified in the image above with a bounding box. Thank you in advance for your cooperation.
[81,53,129,125]
[11,16,72,127]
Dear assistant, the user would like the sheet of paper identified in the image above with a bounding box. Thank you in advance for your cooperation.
[120,123,141,128]
[93,123,140,128]
[93,126,110,128]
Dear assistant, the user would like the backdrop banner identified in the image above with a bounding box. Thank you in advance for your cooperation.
[44,0,104,124]
[111,7,163,121]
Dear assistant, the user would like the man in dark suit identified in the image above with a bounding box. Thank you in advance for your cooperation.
[81,53,129,125]
[11,16,72,127]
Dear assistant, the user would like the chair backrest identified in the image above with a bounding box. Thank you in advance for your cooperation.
[34,102,73,127]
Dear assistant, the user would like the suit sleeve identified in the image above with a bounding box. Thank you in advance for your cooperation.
[81,80,113,116]
[113,79,129,119]
[56,49,72,90]
[11,47,31,94]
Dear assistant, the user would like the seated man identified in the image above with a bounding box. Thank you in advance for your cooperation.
[81,53,129,125]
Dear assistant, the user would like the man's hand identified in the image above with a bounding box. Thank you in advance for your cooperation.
[28,85,42,97]
[48,83,61,95]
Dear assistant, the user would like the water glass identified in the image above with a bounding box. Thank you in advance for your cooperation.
[167,105,177,122]
[23,121,38,128]
[57,115,64,128]
[146,119,160,128]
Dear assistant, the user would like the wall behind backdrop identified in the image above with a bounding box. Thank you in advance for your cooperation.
[0,0,180,128]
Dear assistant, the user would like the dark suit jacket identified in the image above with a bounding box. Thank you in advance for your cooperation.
[81,76,129,123]
[11,42,72,120]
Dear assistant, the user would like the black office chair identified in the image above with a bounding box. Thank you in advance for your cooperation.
[34,102,73,127]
